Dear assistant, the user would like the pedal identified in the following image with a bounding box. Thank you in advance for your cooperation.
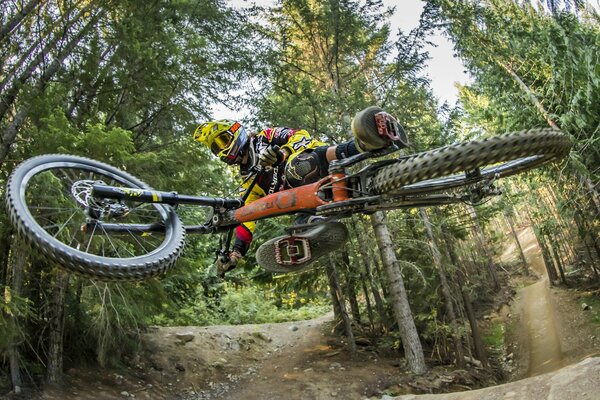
[274,236,311,265]
[257,221,349,273]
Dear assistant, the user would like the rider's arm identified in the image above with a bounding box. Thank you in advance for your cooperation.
[263,128,326,161]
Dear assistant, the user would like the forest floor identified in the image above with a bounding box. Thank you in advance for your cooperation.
[5,226,600,400]
[31,312,497,400]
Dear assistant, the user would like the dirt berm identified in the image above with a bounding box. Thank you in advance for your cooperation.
[390,356,600,400]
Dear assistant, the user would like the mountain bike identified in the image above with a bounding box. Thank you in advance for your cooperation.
[5,127,571,280]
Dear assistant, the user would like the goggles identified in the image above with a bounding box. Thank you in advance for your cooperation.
[210,131,234,156]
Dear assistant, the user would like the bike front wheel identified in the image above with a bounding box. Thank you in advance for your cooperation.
[6,155,185,280]
[371,128,571,199]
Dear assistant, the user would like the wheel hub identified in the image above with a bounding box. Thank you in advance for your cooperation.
[71,180,129,218]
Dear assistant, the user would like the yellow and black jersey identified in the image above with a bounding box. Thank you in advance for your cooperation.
[233,127,326,255]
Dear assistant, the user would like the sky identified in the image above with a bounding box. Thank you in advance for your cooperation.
[213,0,471,118]
[381,0,471,105]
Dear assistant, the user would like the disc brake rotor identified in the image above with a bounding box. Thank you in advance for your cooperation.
[71,180,129,218]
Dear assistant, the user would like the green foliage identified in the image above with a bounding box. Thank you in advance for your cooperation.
[429,0,600,172]
[482,322,505,350]
[150,284,329,326]
[0,287,34,354]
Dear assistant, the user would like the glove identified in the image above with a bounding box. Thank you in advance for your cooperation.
[258,145,287,168]
[216,250,242,277]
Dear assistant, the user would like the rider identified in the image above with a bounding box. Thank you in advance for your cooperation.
[193,106,404,275]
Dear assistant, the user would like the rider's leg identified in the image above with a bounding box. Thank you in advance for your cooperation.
[284,106,404,188]
[256,107,403,272]
[258,149,341,272]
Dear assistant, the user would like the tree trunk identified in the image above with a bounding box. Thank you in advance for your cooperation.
[504,210,528,275]
[359,217,389,298]
[466,204,500,290]
[419,209,465,367]
[575,209,600,281]
[542,187,576,264]
[326,260,343,326]
[441,230,490,368]
[500,62,559,130]
[352,222,390,330]
[359,270,375,332]
[535,230,557,284]
[341,251,361,323]
[0,10,101,168]
[586,224,600,265]
[46,270,70,385]
[371,211,426,374]
[584,240,600,282]
[6,239,27,394]
[0,228,13,285]
[0,0,42,42]
[584,177,600,221]
[326,255,356,354]
[550,241,568,285]
[0,4,94,123]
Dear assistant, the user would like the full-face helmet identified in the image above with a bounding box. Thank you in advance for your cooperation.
[193,120,249,165]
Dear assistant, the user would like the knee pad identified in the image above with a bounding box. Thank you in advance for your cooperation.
[285,150,326,187]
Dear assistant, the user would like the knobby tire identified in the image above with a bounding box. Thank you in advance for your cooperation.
[371,128,571,197]
[6,155,186,281]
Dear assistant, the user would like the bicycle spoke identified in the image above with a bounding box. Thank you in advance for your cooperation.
[7,155,186,280]
[84,222,98,253]
[29,206,81,212]
[127,230,149,254]
[20,163,175,260]
[98,223,127,258]
[52,210,79,239]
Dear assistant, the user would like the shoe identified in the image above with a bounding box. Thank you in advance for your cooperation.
[293,213,326,226]
[352,106,408,151]
[256,221,349,273]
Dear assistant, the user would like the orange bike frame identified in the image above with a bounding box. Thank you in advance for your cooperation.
[232,172,349,224]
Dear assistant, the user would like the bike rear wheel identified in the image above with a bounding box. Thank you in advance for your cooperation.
[6,154,185,281]
[371,128,571,198]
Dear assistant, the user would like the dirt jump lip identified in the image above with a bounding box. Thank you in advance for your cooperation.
[389,357,600,400]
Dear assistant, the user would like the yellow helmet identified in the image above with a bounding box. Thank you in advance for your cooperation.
[193,119,249,165]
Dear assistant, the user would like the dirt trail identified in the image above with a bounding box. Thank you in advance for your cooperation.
[503,227,600,381]
[391,226,600,399]
[39,313,409,400]
[512,228,565,376]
